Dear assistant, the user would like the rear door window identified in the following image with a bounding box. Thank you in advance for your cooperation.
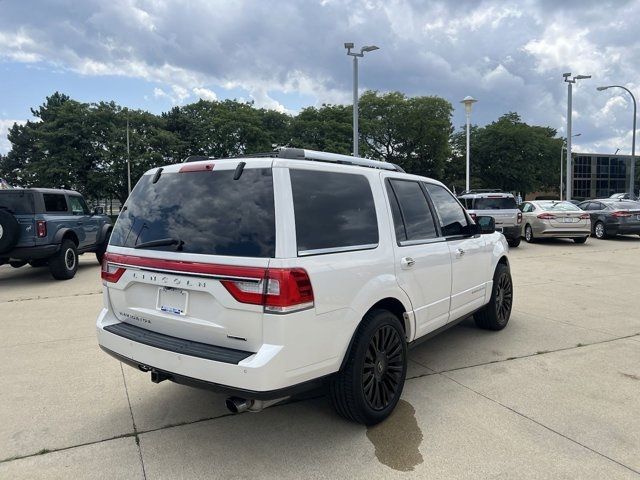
[0,192,35,214]
[110,167,276,257]
[387,179,438,243]
[43,194,68,213]
[290,169,378,255]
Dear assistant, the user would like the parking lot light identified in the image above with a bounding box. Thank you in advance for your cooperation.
[563,73,591,200]
[461,96,478,192]
[597,85,636,196]
[560,133,581,200]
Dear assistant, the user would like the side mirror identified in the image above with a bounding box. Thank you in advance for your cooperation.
[93,206,104,215]
[475,215,496,234]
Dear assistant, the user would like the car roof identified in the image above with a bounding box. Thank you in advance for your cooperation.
[458,192,515,198]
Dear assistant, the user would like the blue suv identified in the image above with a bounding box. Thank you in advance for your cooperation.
[0,188,112,279]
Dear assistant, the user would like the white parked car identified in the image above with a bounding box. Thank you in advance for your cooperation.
[96,148,512,425]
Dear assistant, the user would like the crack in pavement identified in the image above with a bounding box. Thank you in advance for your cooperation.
[120,363,148,480]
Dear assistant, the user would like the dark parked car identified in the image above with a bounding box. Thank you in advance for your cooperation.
[577,199,640,239]
[0,188,112,279]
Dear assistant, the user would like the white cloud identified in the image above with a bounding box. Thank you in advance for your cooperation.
[192,87,217,101]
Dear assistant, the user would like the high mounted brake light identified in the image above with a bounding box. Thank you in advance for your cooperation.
[179,162,214,173]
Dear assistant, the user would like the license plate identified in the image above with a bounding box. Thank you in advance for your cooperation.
[157,287,188,315]
[563,217,574,223]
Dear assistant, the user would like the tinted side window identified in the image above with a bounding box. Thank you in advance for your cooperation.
[0,192,35,214]
[388,179,437,242]
[43,194,68,213]
[424,183,469,236]
[290,170,378,254]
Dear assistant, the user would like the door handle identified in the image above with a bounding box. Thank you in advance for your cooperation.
[455,248,465,258]
[401,257,415,269]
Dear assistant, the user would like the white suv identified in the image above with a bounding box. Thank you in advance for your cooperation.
[96,148,512,425]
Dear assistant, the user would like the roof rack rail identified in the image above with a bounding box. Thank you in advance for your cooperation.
[276,148,403,172]
[183,148,405,172]
[459,188,504,195]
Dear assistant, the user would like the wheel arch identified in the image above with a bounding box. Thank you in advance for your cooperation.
[54,228,79,246]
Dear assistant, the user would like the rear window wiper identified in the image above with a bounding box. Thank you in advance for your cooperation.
[134,238,184,250]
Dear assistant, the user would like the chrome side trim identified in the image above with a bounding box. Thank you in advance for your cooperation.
[297,243,378,257]
[398,237,446,247]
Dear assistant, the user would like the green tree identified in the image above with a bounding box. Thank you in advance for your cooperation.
[359,91,453,178]
[468,112,560,197]
[288,104,352,154]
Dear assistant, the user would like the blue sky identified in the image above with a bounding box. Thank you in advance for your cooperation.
[1,0,639,155]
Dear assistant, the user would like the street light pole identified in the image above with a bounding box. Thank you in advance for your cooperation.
[563,73,591,200]
[597,85,637,196]
[460,96,478,192]
[560,133,581,200]
[344,43,379,157]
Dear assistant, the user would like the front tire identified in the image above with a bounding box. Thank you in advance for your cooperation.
[524,224,534,243]
[475,263,513,331]
[329,309,407,425]
[49,239,78,280]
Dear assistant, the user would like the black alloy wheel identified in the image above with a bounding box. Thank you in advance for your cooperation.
[363,325,404,411]
[494,270,513,325]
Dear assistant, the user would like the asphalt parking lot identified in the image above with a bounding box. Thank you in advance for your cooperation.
[1,237,639,479]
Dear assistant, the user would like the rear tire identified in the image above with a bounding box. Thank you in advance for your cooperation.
[594,221,606,239]
[95,230,111,264]
[475,263,513,331]
[507,237,521,248]
[524,224,534,243]
[49,239,78,280]
[329,309,407,425]
[573,237,587,244]
[9,260,27,268]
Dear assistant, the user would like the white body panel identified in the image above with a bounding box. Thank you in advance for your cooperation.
[97,156,509,394]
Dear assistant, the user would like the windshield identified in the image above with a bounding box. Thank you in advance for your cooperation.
[539,201,581,212]
[472,197,517,210]
[0,191,35,214]
[110,167,276,257]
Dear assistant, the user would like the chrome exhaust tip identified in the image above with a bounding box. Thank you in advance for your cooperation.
[225,397,252,414]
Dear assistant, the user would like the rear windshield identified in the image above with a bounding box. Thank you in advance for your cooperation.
[603,201,640,210]
[540,202,581,211]
[0,191,34,214]
[110,167,276,257]
[472,197,517,210]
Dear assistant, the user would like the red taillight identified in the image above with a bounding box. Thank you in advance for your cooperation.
[36,220,47,238]
[221,268,314,313]
[517,212,523,224]
[537,213,556,220]
[101,253,126,283]
[611,211,631,218]
[579,213,590,220]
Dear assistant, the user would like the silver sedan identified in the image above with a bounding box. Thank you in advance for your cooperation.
[520,201,591,244]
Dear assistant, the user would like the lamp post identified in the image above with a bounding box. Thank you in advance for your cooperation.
[562,73,591,200]
[460,96,477,192]
[344,43,379,157]
[597,85,636,196]
[560,133,581,200]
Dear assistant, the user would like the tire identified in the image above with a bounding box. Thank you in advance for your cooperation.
[507,237,521,248]
[475,263,513,331]
[9,260,27,268]
[573,237,587,244]
[0,209,20,254]
[594,221,606,239]
[329,309,407,425]
[524,224,534,243]
[29,259,48,267]
[95,229,111,264]
[49,239,78,280]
